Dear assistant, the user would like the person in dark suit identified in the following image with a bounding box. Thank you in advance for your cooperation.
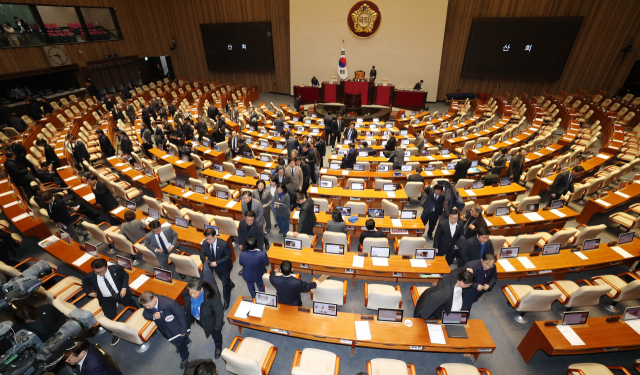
[370,66,377,80]
[82,258,137,345]
[420,184,445,239]
[140,291,191,369]
[462,253,497,311]
[206,104,219,120]
[547,165,584,206]
[3,151,37,197]
[144,220,178,270]
[103,95,115,112]
[7,114,27,132]
[459,226,494,266]
[388,142,404,170]
[292,192,316,236]
[36,138,61,169]
[433,208,464,265]
[413,80,424,90]
[239,236,270,298]
[452,158,472,183]
[343,123,358,142]
[111,107,126,123]
[13,16,30,32]
[41,191,89,242]
[331,115,344,147]
[183,278,225,359]
[70,136,91,170]
[274,113,284,134]
[149,104,158,121]
[359,219,386,247]
[507,148,527,185]
[27,99,43,120]
[200,228,234,309]
[314,136,326,168]
[413,267,475,320]
[152,122,167,149]
[96,129,115,157]
[183,120,194,142]
[87,174,119,224]
[285,132,300,158]
[385,133,397,152]
[125,103,136,123]
[13,304,66,342]
[37,162,64,186]
[323,112,333,144]
[65,339,122,375]
[340,143,357,170]
[293,94,301,112]
[461,204,487,239]
[39,98,54,116]
[269,260,318,306]
[117,130,133,156]
[490,147,508,175]
[407,167,425,183]
[238,210,265,252]
[141,106,151,129]
[311,76,320,86]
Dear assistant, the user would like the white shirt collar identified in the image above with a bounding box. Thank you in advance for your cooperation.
[77,352,87,369]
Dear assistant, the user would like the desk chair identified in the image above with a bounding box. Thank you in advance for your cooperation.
[108,232,141,264]
[111,180,142,201]
[481,199,509,215]
[323,232,350,252]
[162,202,190,222]
[213,215,239,238]
[347,178,365,189]
[567,224,606,247]
[511,196,540,212]
[361,237,390,254]
[188,178,214,194]
[367,359,416,375]
[455,179,474,189]
[364,283,401,310]
[311,277,347,306]
[313,198,331,212]
[242,166,259,178]
[345,202,366,215]
[374,179,392,190]
[536,228,578,248]
[143,196,167,217]
[405,182,424,203]
[213,183,240,200]
[97,309,157,353]
[291,348,340,375]
[169,252,203,279]
[567,363,632,375]
[546,280,610,312]
[192,154,212,170]
[591,272,640,312]
[221,336,278,375]
[321,176,339,187]
[156,164,177,186]
[394,237,427,256]
[502,284,562,323]
[409,285,430,307]
[285,233,317,249]
[437,364,492,375]
[381,199,399,216]
[134,244,162,268]
[503,234,541,254]
[188,210,215,229]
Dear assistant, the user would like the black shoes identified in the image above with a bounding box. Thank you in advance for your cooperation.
[180,359,188,369]
[238,269,243,276]
[111,336,120,346]
[223,302,229,310]
[215,348,222,359]
[231,282,236,289]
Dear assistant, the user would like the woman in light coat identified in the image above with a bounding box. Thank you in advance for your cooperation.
[253,179,273,234]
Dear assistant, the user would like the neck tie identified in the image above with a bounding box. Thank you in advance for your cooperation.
[103,274,117,297]
[566,174,573,190]
[291,167,294,176]
[158,234,168,252]
[480,243,486,258]
[211,243,216,258]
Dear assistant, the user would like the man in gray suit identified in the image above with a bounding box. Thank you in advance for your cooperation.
[274,113,284,134]
[150,98,160,113]
[125,103,137,124]
[144,220,178,270]
[415,129,425,153]
[284,158,303,193]
[241,191,265,228]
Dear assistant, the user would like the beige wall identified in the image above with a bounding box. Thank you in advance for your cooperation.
[290,0,448,102]
[36,5,81,27]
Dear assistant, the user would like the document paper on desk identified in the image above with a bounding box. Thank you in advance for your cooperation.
[225,201,237,209]
[574,251,589,260]
[309,187,318,193]
[129,275,150,290]
[614,191,630,199]
[595,199,611,207]
[72,253,93,267]
[11,213,29,222]
[523,212,544,222]
[550,209,566,218]
[112,206,126,215]
[410,259,428,268]
[391,219,402,227]
[502,216,516,225]
[610,246,633,259]
[355,321,372,341]
[497,259,516,272]
[372,258,389,267]
[465,189,476,196]
[517,257,536,269]
[132,175,143,181]
[352,256,365,268]
[82,193,95,201]
[234,301,254,319]
[627,320,640,336]
[248,304,265,318]
[556,325,585,346]
[182,191,194,198]
[387,191,396,198]
[427,324,447,345]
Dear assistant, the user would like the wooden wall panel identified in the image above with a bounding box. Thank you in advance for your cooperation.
[437,0,640,100]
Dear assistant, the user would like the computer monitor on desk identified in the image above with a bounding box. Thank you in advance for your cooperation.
[551,200,564,209]
[368,208,384,218]
[194,185,205,194]
[336,206,351,217]
[500,247,519,258]
[472,181,484,189]
[116,255,133,271]
[377,165,389,172]
[622,306,640,322]
[400,210,417,219]
[500,178,511,186]
[175,217,188,229]
[415,249,435,260]
[216,190,229,200]
[370,246,390,258]
[85,241,99,257]
[154,267,173,283]
[320,180,332,188]
[377,308,403,323]
[313,301,337,317]
[126,200,136,211]
[619,232,634,245]
[255,292,277,308]
[284,238,302,250]
[561,311,588,326]
[325,243,344,255]
[582,238,600,251]
[495,206,510,216]
[442,311,469,338]
[542,244,560,256]
[352,182,365,190]
[148,208,160,220]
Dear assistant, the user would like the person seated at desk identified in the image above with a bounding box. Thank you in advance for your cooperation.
[359,218,386,246]
[462,253,497,311]
[413,267,475,320]
[547,165,584,206]
[36,162,65,186]
[13,303,66,342]
[269,260,319,306]
[360,141,375,156]
[144,219,178,270]
[120,210,146,262]
[65,338,122,375]
[311,76,319,87]
[413,80,424,90]
[326,208,347,234]
[452,157,472,184]
[179,142,194,160]
[343,122,358,142]
[433,208,464,265]
[239,236,270,298]
[459,226,494,266]
[408,166,425,183]
[41,191,90,242]
[340,143,357,170]
[461,204,487,239]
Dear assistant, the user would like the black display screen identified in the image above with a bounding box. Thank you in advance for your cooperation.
[200,22,275,71]
[461,17,583,79]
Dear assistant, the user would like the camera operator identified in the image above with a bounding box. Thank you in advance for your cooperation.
[65,339,121,375]
[13,304,66,342]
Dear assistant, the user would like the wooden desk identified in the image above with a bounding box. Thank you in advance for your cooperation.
[161,185,245,220]
[201,169,259,191]
[289,211,425,238]
[0,180,52,240]
[318,167,486,188]
[105,156,163,200]
[496,238,640,281]
[191,144,226,164]
[248,144,289,158]
[227,296,495,359]
[576,181,640,224]
[517,317,640,363]
[468,125,540,160]
[328,153,456,165]
[444,119,510,149]
[458,184,527,205]
[482,206,578,236]
[109,207,235,262]
[307,186,408,210]
[148,148,198,179]
[529,153,615,196]
[40,235,187,303]
[266,245,449,285]
[56,166,97,208]
[424,115,481,144]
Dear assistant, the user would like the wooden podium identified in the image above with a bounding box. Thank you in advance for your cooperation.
[344,93,362,110]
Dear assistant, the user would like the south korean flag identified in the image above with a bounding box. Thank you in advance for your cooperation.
[337,45,348,80]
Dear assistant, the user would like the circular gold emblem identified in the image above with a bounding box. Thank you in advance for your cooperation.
[348,1,381,38]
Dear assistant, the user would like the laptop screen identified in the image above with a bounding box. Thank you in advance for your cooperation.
[313,301,337,317]
[353,164,365,171]
[313,205,320,213]
[148,208,160,220]
[619,232,634,245]
[472,181,484,189]
[542,244,560,256]
[175,217,188,228]
[377,308,403,323]
[352,182,365,190]
[551,200,564,209]
[622,306,640,322]
[370,246,390,258]
[126,200,136,211]
[400,210,417,219]
[320,180,332,188]
[176,179,185,188]
[500,178,511,186]
[377,165,389,172]
[500,247,519,258]
[260,173,270,182]
[471,160,479,167]
[116,255,132,271]
[495,206,510,216]
[582,238,600,250]
[442,311,469,325]
[154,267,172,283]
[194,185,205,194]
[330,163,340,170]
[526,203,539,212]
[415,249,436,260]
[447,163,456,170]
[261,155,270,162]
[562,311,588,325]
[254,292,277,307]
[337,206,351,216]
[216,190,229,200]
[368,209,384,218]
[325,243,344,255]
[214,164,223,172]
[85,242,98,257]
[284,238,302,250]
[401,165,412,172]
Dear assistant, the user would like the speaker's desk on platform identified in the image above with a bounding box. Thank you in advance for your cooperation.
[517,317,640,363]
[496,238,640,281]
[266,245,449,285]
[227,296,495,359]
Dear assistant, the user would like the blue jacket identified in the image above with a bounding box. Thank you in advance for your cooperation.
[269,272,316,306]
[462,259,497,310]
[239,250,270,283]
[142,295,189,341]
[421,186,445,216]
[200,238,233,274]
[75,345,122,375]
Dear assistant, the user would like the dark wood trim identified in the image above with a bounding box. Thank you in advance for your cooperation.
[0,64,80,81]
[86,55,139,68]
